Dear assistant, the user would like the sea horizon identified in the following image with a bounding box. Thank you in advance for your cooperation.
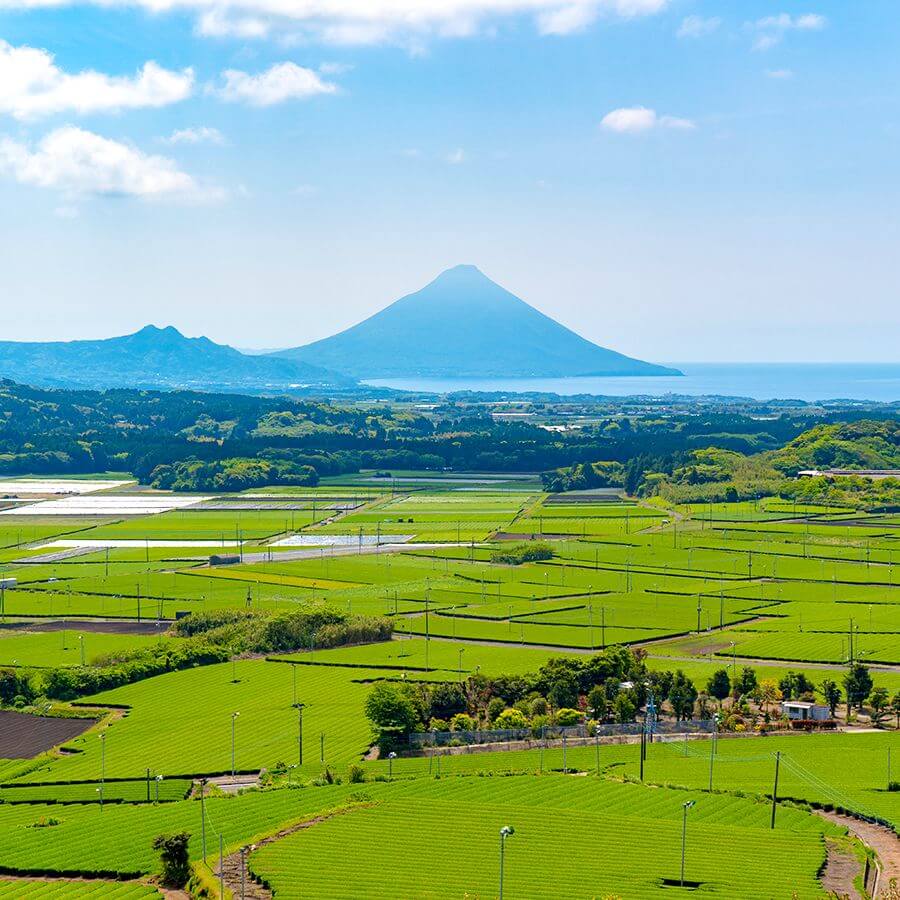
[365,362,900,403]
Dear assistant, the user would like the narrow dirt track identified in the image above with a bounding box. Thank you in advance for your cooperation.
[817,811,900,898]
[217,806,372,899]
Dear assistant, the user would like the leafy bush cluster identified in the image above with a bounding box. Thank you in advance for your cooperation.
[43,641,230,701]
[27,605,393,702]
[169,604,393,654]
[490,542,554,565]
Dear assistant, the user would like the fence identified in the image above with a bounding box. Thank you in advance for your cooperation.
[409,719,716,749]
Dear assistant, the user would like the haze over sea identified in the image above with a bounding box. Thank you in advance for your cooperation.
[367,363,900,404]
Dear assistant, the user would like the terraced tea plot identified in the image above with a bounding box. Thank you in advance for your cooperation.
[250,776,836,899]
[0,880,159,898]
[0,630,168,668]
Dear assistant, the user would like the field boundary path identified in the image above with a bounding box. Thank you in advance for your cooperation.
[218,806,370,899]
[239,541,476,564]
[817,810,900,898]
[821,835,865,900]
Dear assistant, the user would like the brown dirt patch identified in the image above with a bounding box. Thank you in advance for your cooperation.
[0,709,96,758]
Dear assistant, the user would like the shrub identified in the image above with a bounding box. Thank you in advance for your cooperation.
[0,668,36,706]
[494,708,528,729]
[487,697,506,723]
[555,707,583,727]
[530,714,550,738]
[449,713,475,732]
[491,542,554,565]
[153,832,191,888]
[347,765,366,784]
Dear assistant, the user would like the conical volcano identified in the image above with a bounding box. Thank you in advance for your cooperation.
[274,265,680,379]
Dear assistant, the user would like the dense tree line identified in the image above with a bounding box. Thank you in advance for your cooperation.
[0,380,895,494]
[364,650,899,753]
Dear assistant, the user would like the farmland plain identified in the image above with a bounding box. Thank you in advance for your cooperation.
[0,479,898,897]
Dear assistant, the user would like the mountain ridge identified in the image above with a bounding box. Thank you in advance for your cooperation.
[274,265,680,379]
[0,325,352,392]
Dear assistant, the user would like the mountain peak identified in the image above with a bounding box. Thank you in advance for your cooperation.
[275,268,680,379]
[429,264,496,289]
[132,324,184,340]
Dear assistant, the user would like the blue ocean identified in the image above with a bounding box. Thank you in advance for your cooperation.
[366,363,900,403]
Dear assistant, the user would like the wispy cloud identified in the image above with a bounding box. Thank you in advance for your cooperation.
[445,148,466,164]
[765,68,794,79]
[0,39,192,120]
[213,62,338,106]
[0,0,670,46]
[749,12,826,51]
[677,15,720,39]
[162,126,225,146]
[601,106,695,134]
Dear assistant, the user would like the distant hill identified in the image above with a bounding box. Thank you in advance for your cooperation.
[0,325,351,392]
[274,265,680,379]
[769,420,900,473]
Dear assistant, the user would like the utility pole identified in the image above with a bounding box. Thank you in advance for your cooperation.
[770,752,780,829]
[200,779,207,862]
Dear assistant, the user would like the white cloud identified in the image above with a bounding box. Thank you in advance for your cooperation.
[445,147,466,164]
[0,40,192,120]
[600,106,694,134]
[537,4,598,36]
[53,204,78,218]
[162,126,226,145]
[677,15,720,38]
[0,0,669,45]
[765,68,793,79]
[0,126,203,198]
[214,62,337,106]
[750,12,826,50]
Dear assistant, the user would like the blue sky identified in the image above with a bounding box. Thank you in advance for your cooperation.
[0,1,897,362]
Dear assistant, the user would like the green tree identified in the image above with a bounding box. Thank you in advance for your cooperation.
[843,664,874,716]
[892,691,900,729]
[487,697,507,723]
[152,833,191,888]
[612,693,636,724]
[547,675,579,710]
[736,666,758,698]
[779,671,815,700]
[586,685,607,720]
[869,687,890,724]
[820,679,841,717]
[668,671,698,721]
[364,683,420,752]
[706,669,731,705]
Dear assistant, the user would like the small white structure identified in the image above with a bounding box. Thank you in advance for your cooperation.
[782,700,830,722]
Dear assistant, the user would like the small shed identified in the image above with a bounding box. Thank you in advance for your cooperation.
[782,700,830,722]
